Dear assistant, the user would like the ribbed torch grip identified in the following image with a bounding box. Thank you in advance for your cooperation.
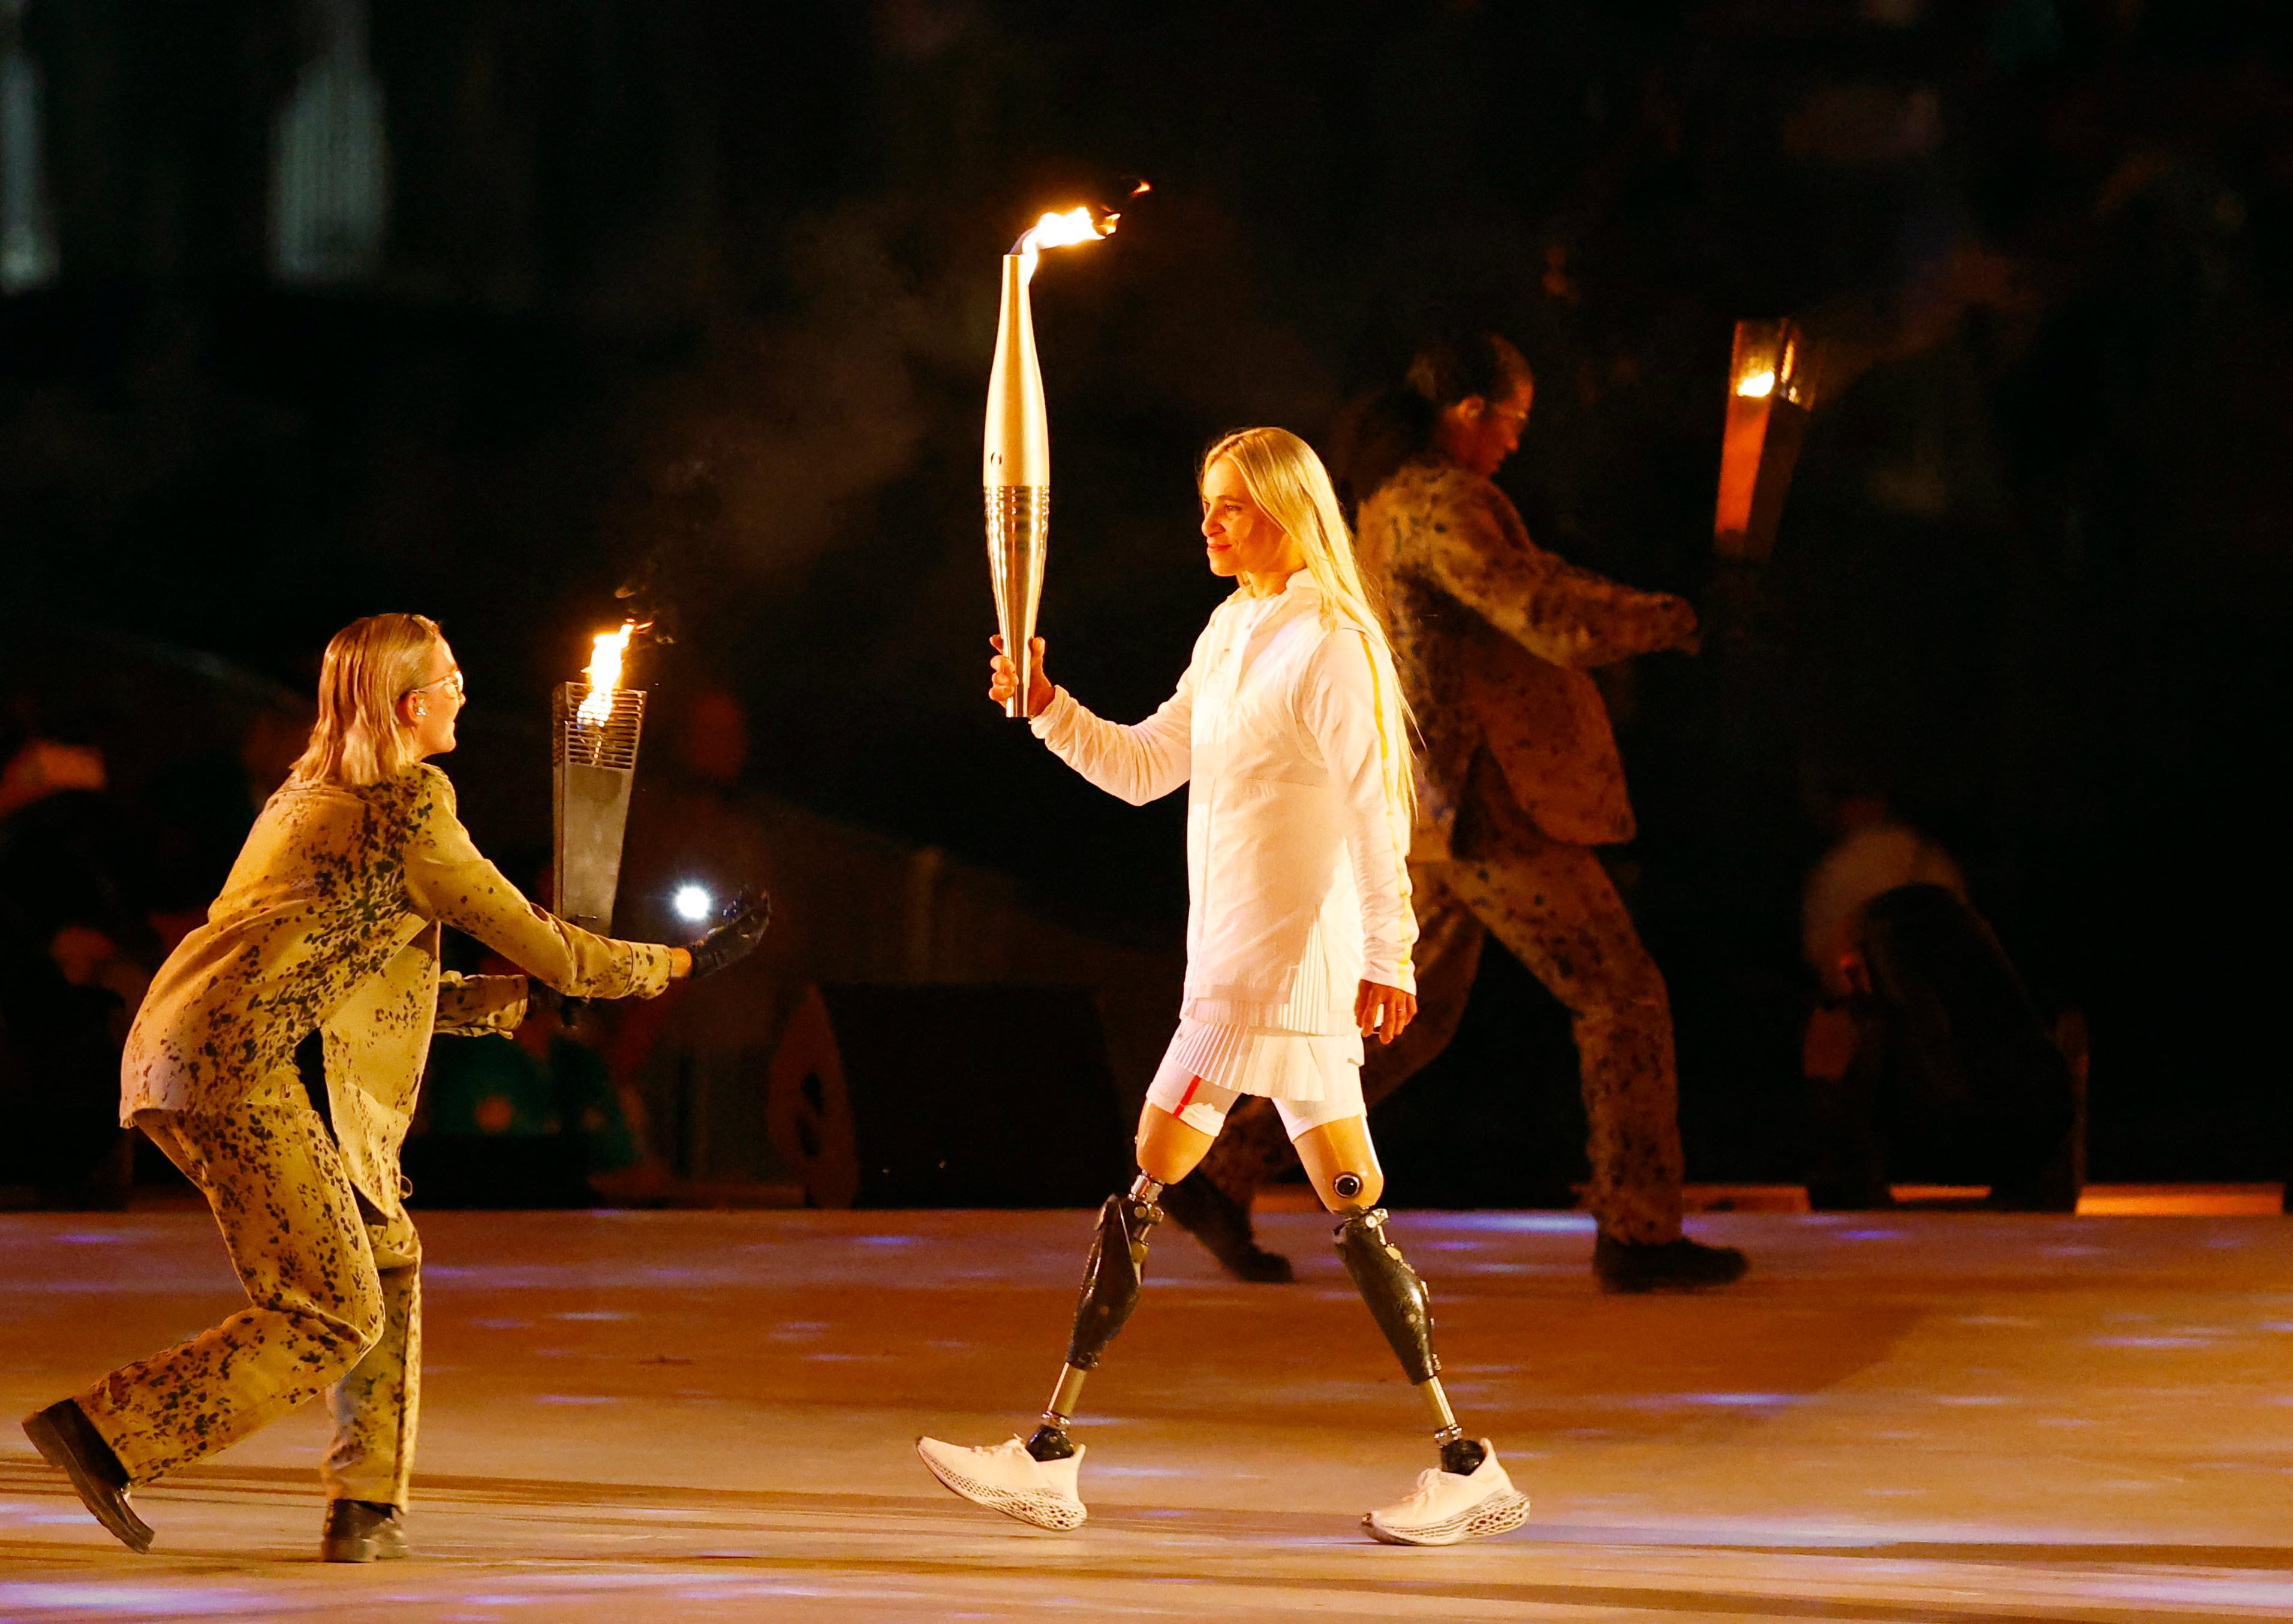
[552,683,646,935]
[985,485,1051,719]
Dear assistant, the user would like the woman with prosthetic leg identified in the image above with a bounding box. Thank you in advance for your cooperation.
[916,428,1530,1545]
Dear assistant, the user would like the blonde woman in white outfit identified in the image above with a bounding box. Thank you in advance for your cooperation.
[916,427,1531,1547]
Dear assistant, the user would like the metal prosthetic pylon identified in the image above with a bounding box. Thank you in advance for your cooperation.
[1334,1196,1488,1477]
[1027,1173,1163,1462]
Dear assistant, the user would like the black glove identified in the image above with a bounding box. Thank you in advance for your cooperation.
[686,889,772,979]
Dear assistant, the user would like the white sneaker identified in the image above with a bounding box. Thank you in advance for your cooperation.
[1363,1442,1530,1545]
[916,1435,1088,1531]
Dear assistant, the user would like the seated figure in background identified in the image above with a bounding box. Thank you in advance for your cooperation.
[1801,792,2080,1211]
[0,727,139,1209]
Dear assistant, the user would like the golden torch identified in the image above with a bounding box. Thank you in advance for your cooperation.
[552,621,646,935]
[1713,317,1813,564]
[984,204,1119,717]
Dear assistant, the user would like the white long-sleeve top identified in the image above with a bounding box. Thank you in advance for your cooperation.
[1031,571,1416,1036]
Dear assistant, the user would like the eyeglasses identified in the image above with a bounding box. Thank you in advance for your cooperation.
[403,668,465,703]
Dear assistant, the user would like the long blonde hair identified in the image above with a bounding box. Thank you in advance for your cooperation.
[289,613,446,788]
[1199,427,1416,825]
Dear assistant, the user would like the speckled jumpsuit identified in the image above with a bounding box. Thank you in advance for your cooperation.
[77,763,672,1509]
[1197,455,1699,1244]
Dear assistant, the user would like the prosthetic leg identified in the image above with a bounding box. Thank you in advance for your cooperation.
[916,1170,1163,1529]
[1025,1172,1163,1462]
[1336,1192,1533,1544]
[1332,1195,1485,1477]
[919,1160,1531,1542]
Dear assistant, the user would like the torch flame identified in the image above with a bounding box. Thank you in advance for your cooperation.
[1015,206,1117,256]
[577,622,636,727]
[1010,203,1123,285]
[1736,369,1776,399]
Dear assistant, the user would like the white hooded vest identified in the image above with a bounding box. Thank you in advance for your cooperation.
[1031,572,1416,1038]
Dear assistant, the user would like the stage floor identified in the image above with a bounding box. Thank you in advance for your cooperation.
[4,1207,2291,1621]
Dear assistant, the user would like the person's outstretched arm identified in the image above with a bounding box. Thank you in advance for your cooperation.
[995,633,1197,806]
[1417,479,1698,670]
[402,772,676,1000]
[1298,629,1418,1037]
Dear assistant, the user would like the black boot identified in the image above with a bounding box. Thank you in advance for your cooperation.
[1593,1233,1749,1294]
[321,1498,410,1562]
[21,1400,153,1553]
[1160,1174,1293,1283]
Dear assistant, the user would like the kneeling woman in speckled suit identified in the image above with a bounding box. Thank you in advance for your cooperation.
[917,428,1531,1547]
[20,613,768,1561]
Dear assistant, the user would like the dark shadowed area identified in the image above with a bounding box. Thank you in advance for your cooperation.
[4,0,2289,1187]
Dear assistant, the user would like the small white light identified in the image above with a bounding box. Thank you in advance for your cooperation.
[672,884,714,923]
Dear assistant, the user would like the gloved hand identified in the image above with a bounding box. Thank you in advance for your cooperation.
[686,889,772,978]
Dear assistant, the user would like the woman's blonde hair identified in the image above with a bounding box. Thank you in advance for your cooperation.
[289,613,446,788]
[1199,427,1416,824]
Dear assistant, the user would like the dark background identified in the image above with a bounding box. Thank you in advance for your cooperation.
[4,0,2288,1187]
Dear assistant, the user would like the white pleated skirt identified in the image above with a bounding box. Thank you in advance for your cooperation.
[1146,1016,1364,1103]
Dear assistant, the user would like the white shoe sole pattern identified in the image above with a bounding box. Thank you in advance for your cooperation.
[917,1444,1087,1532]
[1364,1487,1530,1547]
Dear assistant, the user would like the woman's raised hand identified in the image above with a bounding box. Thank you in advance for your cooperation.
[988,635,1054,719]
[1355,980,1418,1043]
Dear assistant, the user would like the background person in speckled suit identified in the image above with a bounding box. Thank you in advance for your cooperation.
[18,613,769,1563]
[1164,335,1747,1296]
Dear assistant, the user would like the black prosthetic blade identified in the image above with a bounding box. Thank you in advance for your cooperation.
[1335,1211,1440,1385]
[1066,1194,1152,1370]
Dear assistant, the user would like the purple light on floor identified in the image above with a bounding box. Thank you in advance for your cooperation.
[0,1587,251,1614]
[2091,1577,2293,1610]
[1438,1213,1597,1234]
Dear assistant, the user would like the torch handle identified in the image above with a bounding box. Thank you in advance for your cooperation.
[985,485,1051,720]
[552,683,645,936]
